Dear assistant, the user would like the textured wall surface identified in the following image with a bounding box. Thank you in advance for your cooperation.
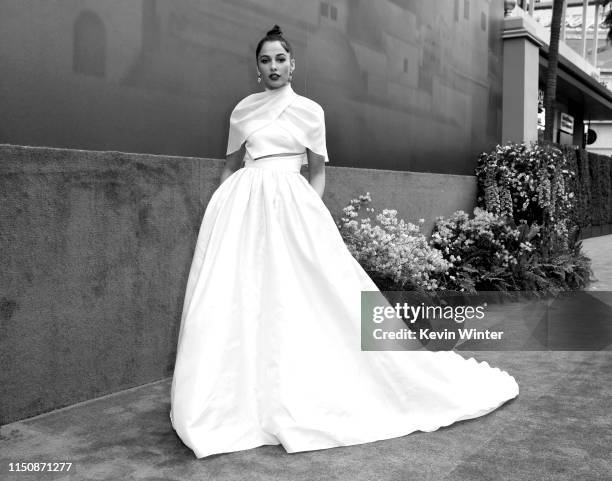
[0,0,504,174]
[0,144,476,424]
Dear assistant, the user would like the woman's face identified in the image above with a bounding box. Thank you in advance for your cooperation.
[257,40,295,90]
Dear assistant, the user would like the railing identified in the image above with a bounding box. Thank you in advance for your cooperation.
[505,0,611,74]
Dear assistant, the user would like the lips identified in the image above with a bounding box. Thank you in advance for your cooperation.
[269,74,280,80]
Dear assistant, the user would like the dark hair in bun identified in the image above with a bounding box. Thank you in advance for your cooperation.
[255,24,293,60]
[267,25,282,36]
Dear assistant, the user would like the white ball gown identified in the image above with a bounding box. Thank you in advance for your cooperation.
[169,84,519,459]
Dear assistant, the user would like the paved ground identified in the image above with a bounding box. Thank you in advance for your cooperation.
[1,235,610,481]
[582,234,612,292]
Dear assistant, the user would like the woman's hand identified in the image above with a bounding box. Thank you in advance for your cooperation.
[307,149,326,198]
[220,144,246,185]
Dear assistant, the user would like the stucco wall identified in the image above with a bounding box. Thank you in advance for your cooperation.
[0,144,476,424]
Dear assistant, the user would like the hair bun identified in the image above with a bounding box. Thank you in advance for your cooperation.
[267,24,283,36]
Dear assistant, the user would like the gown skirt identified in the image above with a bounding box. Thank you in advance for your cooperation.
[169,154,519,459]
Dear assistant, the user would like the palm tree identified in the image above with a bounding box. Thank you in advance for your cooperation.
[544,0,565,142]
[604,7,612,43]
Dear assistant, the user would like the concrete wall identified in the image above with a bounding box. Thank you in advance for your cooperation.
[0,144,476,424]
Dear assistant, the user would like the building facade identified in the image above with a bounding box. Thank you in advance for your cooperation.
[1,0,503,175]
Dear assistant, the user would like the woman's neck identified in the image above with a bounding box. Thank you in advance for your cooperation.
[264,83,292,93]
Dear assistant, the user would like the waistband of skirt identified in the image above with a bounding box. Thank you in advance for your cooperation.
[243,153,305,172]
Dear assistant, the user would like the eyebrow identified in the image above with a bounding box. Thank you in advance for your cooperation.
[258,53,287,58]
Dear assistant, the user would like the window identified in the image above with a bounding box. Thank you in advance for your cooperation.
[321,2,337,21]
[404,58,409,73]
[320,2,329,18]
[73,10,106,77]
[464,0,470,20]
[454,0,459,22]
[481,12,486,31]
[330,5,338,21]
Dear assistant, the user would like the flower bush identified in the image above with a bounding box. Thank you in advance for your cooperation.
[429,207,539,293]
[337,142,592,295]
[430,141,592,294]
[475,142,578,255]
[336,193,450,291]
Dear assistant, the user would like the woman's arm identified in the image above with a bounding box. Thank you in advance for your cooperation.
[306,149,326,198]
[220,144,245,186]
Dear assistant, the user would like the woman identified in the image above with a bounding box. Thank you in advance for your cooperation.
[170,25,519,459]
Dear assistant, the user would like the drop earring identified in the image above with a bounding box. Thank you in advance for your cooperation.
[257,72,261,84]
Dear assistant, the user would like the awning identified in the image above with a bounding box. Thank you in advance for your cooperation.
[539,46,612,120]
